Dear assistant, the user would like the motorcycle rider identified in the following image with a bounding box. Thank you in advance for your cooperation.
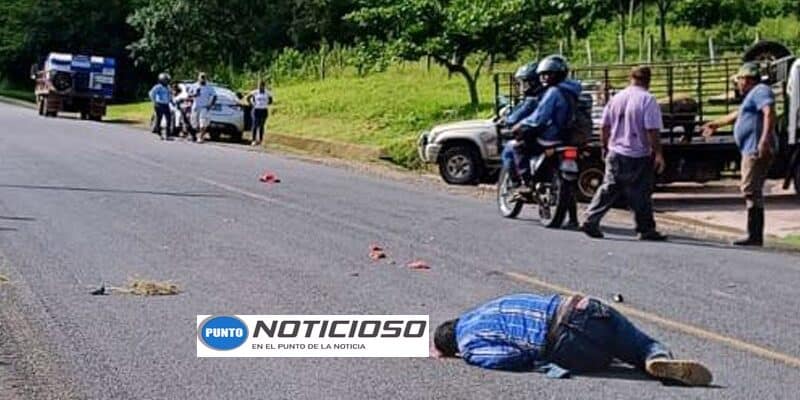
[511,55,582,226]
[500,62,543,185]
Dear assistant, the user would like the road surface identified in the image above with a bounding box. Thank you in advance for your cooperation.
[0,103,799,399]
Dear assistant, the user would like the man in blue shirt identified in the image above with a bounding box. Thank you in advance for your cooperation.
[433,293,712,386]
[149,72,173,140]
[702,62,776,246]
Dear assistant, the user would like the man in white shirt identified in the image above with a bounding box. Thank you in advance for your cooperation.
[190,72,217,143]
[246,80,273,146]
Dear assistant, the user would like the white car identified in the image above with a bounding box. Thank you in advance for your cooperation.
[156,82,249,141]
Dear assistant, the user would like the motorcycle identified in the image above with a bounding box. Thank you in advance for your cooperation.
[497,143,579,228]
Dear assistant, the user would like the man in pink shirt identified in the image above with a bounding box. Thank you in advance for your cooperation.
[581,66,667,241]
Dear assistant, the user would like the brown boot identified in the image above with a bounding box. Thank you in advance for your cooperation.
[733,207,764,246]
[645,358,713,386]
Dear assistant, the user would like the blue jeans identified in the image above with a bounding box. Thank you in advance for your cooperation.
[153,103,172,136]
[548,298,671,372]
[501,143,517,173]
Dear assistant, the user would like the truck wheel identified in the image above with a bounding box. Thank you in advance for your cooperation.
[42,97,56,117]
[438,145,482,185]
[577,162,604,203]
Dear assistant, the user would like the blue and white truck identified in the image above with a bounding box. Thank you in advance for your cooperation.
[31,52,115,120]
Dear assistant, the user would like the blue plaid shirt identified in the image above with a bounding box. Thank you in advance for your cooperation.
[455,293,561,370]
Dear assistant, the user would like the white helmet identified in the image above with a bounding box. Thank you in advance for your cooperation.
[158,72,171,83]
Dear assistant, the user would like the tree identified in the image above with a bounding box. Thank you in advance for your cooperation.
[655,0,673,59]
[128,0,265,74]
[0,0,145,98]
[347,0,543,107]
[549,0,616,51]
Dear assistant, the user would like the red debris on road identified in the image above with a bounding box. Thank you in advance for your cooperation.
[369,244,387,261]
[259,171,281,183]
[406,260,430,270]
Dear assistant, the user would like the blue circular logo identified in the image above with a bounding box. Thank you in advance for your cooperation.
[198,316,248,351]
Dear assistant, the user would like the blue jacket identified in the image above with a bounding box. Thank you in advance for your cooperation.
[456,293,561,370]
[149,84,172,105]
[520,80,582,144]
[506,96,538,126]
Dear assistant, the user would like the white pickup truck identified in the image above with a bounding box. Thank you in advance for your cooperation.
[417,118,502,185]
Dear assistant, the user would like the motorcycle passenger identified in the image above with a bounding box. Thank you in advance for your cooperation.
[511,55,582,226]
[501,62,544,185]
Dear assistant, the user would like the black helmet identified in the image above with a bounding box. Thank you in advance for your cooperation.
[536,55,569,85]
[514,62,538,82]
[536,55,568,74]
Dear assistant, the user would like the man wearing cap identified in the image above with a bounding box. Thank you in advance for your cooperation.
[432,292,713,386]
[702,62,776,246]
[580,66,667,241]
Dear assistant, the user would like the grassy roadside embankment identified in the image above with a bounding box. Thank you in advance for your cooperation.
[107,64,497,168]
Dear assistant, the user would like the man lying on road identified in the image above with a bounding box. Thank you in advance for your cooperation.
[432,292,712,386]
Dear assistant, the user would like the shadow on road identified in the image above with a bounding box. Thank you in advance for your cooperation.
[0,184,227,199]
[580,365,726,389]
[0,216,36,222]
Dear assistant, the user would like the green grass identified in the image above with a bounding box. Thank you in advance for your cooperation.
[780,234,800,248]
[105,102,152,124]
[269,64,496,167]
[0,88,35,102]
[108,63,498,168]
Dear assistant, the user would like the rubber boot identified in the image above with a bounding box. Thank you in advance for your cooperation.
[733,207,764,246]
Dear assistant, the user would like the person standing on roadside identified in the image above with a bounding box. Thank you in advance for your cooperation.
[190,72,216,143]
[246,80,273,146]
[702,62,776,246]
[149,72,173,140]
[580,66,667,241]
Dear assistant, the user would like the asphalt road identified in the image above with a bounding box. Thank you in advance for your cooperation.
[1,102,799,400]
